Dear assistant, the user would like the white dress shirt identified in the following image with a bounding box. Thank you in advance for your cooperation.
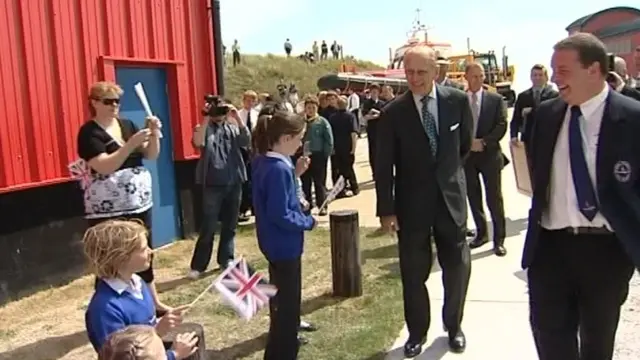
[541,83,611,230]
[466,88,483,137]
[238,108,259,130]
[347,93,360,112]
[104,274,145,300]
[412,83,439,133]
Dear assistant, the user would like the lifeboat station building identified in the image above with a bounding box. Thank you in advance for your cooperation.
[566,6,640,67]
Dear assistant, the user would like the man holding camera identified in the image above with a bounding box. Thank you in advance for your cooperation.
[188,97,251,279]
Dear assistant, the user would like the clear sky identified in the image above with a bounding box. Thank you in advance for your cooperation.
[219,0,638,92]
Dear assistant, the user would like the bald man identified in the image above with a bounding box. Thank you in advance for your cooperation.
[375,46,473,357]
[609,56,640,101]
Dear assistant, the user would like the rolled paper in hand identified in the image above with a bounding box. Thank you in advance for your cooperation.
[303,141,311,156]
[134,82,163,138]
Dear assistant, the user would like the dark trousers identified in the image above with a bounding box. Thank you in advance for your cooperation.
[366,121,378,179]
[232,51,241,66]
[239,148,252,214]
[190,183,242,271]
[528,229,635,360]
[330,152,358,192]
[397,192,471,341]
[264,258,302,360]
[301,153,328,207]
[464,151,506,245]
[89,210,154,283]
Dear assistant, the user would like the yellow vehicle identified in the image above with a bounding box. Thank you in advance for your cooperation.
[447,47,517,106]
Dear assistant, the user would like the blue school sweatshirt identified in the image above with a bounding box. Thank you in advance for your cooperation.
[252,152,315,261]
[85,276,176,360]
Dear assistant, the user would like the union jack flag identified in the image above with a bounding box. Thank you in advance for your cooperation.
[212,257,277,320]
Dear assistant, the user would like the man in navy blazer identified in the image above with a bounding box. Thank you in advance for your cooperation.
[523,32,640,360]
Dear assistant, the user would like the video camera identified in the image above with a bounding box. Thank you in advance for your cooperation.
[202,94,231,117]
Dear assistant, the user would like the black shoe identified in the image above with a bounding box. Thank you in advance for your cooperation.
[469,236,489,249]
[494,245,507,257]
[448,330,466,353]
[297,335,309,346]
[403,338,425,358]
[299,321,317,332]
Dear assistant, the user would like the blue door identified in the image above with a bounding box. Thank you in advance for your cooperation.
[116,67,181,248]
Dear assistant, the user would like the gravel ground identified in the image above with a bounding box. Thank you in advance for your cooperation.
[615,272,640,359]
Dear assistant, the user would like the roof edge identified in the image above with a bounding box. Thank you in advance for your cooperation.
[565,6,640,31]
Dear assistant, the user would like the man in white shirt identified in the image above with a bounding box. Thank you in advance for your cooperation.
[237,90,258,221]
[237,90,259,130]
[523,33,640,360]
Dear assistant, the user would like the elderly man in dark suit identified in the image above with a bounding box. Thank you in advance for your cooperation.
[510,64,559,146]
[463,62,508,256]
[375,45,473,357]
[523,32,640,360]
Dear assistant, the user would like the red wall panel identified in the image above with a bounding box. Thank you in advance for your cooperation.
[0,0,219,193]
[581,12,639,34]
[606,32,640,67]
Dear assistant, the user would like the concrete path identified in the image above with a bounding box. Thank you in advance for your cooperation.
[324,122,640,359]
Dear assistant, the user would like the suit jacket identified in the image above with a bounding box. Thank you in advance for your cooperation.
[472,90,507,155]
[510,85,558,141]
[375,85,473,231]
[522,91,640,269]
[621,85,640,101]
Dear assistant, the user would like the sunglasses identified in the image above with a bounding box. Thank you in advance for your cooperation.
[100,98,120,106]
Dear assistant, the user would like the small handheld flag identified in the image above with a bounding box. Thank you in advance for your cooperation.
[318,175,345,211]
[204,258,276,320]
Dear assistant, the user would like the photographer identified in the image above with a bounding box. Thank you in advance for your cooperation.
[608,56,640,101]
[187,96,251,279]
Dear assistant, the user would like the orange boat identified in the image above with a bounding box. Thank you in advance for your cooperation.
[366,9,453,78]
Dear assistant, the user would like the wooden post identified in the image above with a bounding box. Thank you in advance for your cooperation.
[162,322,207,360]
[329,209,362,297]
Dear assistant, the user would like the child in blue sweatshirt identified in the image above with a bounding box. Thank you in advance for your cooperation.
[251,111,316,360]
[83,220,198,360]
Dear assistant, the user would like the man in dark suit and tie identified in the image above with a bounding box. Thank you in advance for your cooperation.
[523,33,640,360]
[362,83,386,179]
[463,62,508,256]
[510,64,559,146]
[375,45,473,357]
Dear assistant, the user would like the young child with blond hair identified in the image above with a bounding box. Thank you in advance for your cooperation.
[83,220,197,360]
[99,324,197,360]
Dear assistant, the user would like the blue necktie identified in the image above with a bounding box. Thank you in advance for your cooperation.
[420,96,438,156]
[568,106,598,221]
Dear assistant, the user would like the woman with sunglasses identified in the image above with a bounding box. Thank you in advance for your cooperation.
[75,81,171,313]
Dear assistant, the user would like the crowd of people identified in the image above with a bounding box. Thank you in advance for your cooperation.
[223,39,345,66]
[70,32,640,360]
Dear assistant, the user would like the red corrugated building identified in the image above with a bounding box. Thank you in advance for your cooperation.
[566,6,640,67]
[0,0,224,302]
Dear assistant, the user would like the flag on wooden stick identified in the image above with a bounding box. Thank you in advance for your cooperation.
[211,258,276,320]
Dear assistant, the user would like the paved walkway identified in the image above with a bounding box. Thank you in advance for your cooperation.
[325,124,639,359]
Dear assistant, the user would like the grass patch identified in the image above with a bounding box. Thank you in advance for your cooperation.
[224,54,383,105]
[0,226,403,360]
